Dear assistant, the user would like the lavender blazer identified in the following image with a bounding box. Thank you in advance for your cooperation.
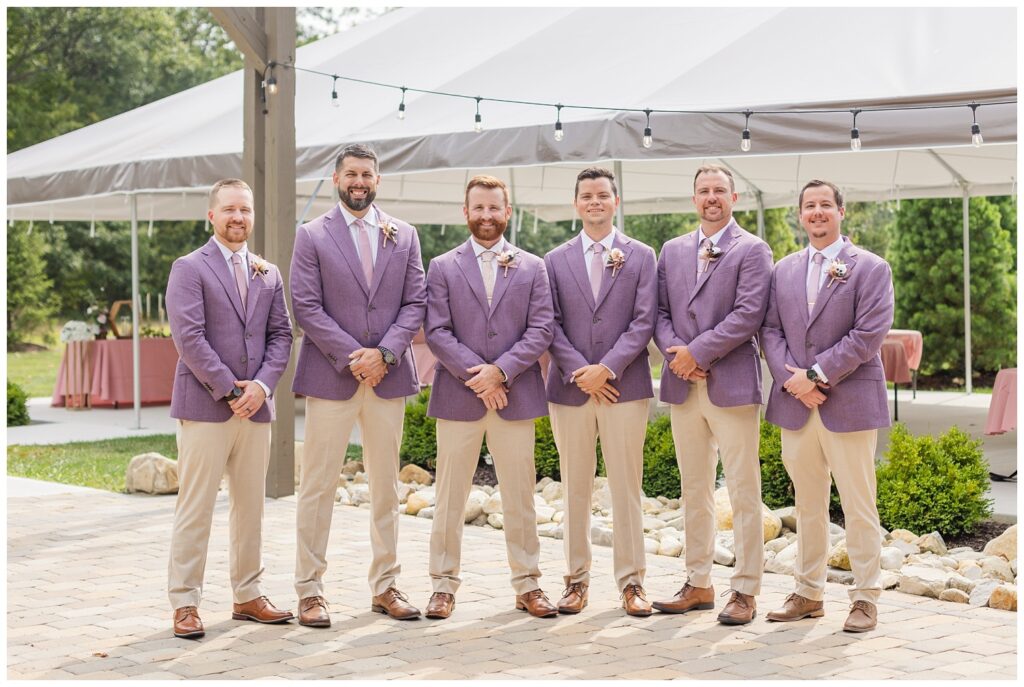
[291,204,426,401]
[654,220,773,407]
[425,240,554,422]
[761,237,894,433]
[545,233,657,407]
[167,237,293,423]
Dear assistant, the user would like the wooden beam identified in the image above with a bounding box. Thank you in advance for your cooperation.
[209,7,268,71]
[243,53,266,256]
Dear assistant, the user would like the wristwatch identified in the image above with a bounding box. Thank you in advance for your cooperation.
[378,346,397,366]
[805,367,821,383]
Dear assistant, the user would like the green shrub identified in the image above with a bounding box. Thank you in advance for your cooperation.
[400,388,436,469]
[877,424,992,536]
[534,415,605,482]
[759,418,842,519]
[7,380,30,427]
[643,415,680,498]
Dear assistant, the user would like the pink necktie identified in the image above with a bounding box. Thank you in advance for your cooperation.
[807,252,824,314]
[698,237,712,275]
[354,218,374,285]
[481,250,496,304]
[231,253,248,310]
[589,243,604,300]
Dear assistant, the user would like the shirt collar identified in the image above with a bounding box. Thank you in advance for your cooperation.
[809,236,845,264]
[339,203,378,229]
[471,237,509,258]
[581,227,617,254]
[213,237,248,265]
[698,217,736,246]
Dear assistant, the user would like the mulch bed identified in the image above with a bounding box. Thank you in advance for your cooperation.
[943,520,1012,551]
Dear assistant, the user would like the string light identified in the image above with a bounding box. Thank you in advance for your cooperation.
[741,109,752,152]
[331,76,340,108]
[397,87,407,120]
[850,109,862,151]
[554,104,564,142]
[474,97,483,133]
[969,102,983,146]
[642,109,653,149]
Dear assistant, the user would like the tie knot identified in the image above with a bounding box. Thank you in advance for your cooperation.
[812,252,825,265]
[354,218,366,231]
[592,243,604,255]
[701,238,712,249]
[231,253,242,265]
[481,250,496,263]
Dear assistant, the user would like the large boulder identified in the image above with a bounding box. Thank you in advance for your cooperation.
[889,528,918,544]
[880,547,906,571]
[487,513,504,530]
[335,487,352,506]
[348,483,372,506]
[765,542,799,575]
[968,578,1001,607]
[396,482,416,504]
[340,460,363,477]
[938,588,970,604]
[983,525,1017,562]
[537,523,563,539]
[773,507,797,532]
[658,536,683,558]
[828,540,852,571]
[541,480,564,503]
[714,487,734,530]
[914,531,948,556]
[483,492,503,515]
[398,464,432,485]
[535,505,556,524]
[463,490,489,523]
[591,525,614,548]
[946,573,976,594]
[979,556,1015,582]
[897,566,947,598]
[405,489,435,516]
[762,507,783,542]
[593,483,614,511]
[714,542,736,567]
[958,560,983,580]
[535,476,553,493]
[889,539,920,557]
[125,453,179,494]
[988,585,1017,611]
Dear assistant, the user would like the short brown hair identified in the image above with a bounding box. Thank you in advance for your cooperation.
[208,179,252,208]
[335,143,379,174]
[799,179,844,209]
[574,167,618,198]
[693,165,735,193]
[464,174,510,207]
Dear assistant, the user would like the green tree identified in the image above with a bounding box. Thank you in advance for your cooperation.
[7,227,58,348]
[734,208,799,262]
[841,201,896,260]
[890,197,1016,376]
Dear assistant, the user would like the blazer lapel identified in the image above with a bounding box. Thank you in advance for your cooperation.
[324,207,370,297]
[455,240,490,314]
[563,235,597,311]
[201,239,246,322]
[680,232,699,298]
[367,207,397,302]
[594,234,633,310]
[486,243,518,317]
[808,238,857,327]
[689,222,739,304]
[243,256,264,324]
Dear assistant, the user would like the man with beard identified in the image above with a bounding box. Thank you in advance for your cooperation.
[650,165,772,625]
[291,144,426,625]
[166,179,294,638]
[761,180,892,633]
[545,167,658,617]
[422,175,556,620]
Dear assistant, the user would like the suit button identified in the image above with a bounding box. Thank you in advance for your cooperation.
[246,332,252,339]
[240,356,246,364]
[368,305,375,311]
[488,332,496,338]
[806,343,813,348]
[593,317,600,324]
[690,313,697,320]
[364,331,369,337]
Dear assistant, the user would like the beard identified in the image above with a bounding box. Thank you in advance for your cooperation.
[337,185,376,212]
[467,215,508,244]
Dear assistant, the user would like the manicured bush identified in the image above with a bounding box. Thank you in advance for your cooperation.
[876,424,992,537]
[7,380,30,427]
[534,415,605,482]
[643,415,680,499]
[399,388,436,469]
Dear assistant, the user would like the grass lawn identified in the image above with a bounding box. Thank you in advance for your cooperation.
[7,347,62,398]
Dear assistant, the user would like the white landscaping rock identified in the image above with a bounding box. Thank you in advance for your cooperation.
[541,480,564,503]
[538,522,563,539]
[644,538,660,554]
[914,531,948,556]
[889,528,918,544]
[880,572,900,590]
[349,484,372,507]
[958,560,983,580]
[897,565,947,598]
[405,489,435,516]
[125,453,179,494]
[487,513,504,530]
[827,569,855,585]
[880,547,906,571]
[988,584,1017,611]
[642,497,664,515]
[593,483,614,511]
[828,540,852,571]
[968,578,1001,607]
[983,525,1017,561]
[762,506,783,542]
[713,487,734,530]
[765,537,791,555]
[470,513,488,527]
[765,543,798,575]
[643,516,666,532]
[658,536,683,558]
[483,492,503,514]
[535,476,552,492]
[773,507,797,532]
[417,506,435,519]
[946,573,976,594]
[661,515,685,531]
[980,556,1015,582]
[397,463,432,485]
[714,542,736,567]
[335,488,352,506]
[352,471,368,485]
[397,482,415,504]
[889,539,920,557]
[938,588,970,604]
[535,505,556,524]
[592,526,614,548]
[464,491,489,523]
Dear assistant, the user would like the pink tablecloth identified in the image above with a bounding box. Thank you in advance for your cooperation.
[51,338,179,407]
[985,368,1017,435]
[884,329,923,371]
[880,341,913,385]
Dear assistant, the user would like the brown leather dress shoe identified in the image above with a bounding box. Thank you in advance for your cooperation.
[766,593,824,622]
[298,596,331,628]
[173,606,204,639]
[557,582,589,614]
[425,592,455,619]
[232,596,295,624]
[371,587,421,620]
[717,590,756,625]
[843,600,877,633]
[621,584,653,617]
[515,589,558,617]
[652,583,715,614]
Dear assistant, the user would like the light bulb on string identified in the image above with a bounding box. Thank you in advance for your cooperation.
[397,87,407,120]
[266,76,278,96]
[331,77,340,108]
[969,103,983,146]
[642,109,653,149]
[474,97,483,133]
[554,105,564,142]
[849,109,862,151]
[740,109,752,152]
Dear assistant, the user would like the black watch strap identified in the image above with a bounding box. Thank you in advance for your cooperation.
[378,346,397,366]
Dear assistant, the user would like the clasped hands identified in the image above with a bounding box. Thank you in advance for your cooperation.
[666,345,707,382]
[782,363,830,408]
[570,364,620,404]
[349,348,388,387]
[465,364,508,410]
[227,379,266,418]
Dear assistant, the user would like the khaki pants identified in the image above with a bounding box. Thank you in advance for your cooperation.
[295,387,406,599]
[782,408,882,603]
[430,411,542,595]
[549,398,648,591]
[167,416,271,610]
[670,379,763,595]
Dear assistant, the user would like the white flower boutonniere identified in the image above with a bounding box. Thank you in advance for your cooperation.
[250,254,270,278]
[699,243,724,272]
[381,221,398,247]
[605,248,626,277]
[826,259,850,288]
[496,249,519,277]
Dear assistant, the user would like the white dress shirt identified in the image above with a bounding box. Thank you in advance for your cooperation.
[577,228,618,380]
[211,238,270,398]
[695,219,733,273]
[806,236,845,383]
[339,203,379,264]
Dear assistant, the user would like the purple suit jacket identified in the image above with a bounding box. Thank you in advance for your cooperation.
[291,204,426,401]
[545,232,657,406]
[654,220,772,407]
[425,240,554,422]
[167,237,293,423]
[761,237,894,433]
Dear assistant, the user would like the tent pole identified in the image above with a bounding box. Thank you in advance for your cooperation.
[297,177,325,228]
[130,194,142,429]
[755,191,766,240]
[614,160,625,233]
[508,168,518,245]
[962,188,972,394]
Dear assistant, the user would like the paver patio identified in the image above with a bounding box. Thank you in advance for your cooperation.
[7,488,1017,680]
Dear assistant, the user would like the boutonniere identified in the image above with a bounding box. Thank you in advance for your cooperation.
[380,221,398,247]
[826,259,850,288]
[250,254,270,278]
[496,249,519,277]
[604,248,626,277]
[699,243,723,272]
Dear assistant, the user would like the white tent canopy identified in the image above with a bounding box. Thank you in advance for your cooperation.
[7,6,1017,224]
